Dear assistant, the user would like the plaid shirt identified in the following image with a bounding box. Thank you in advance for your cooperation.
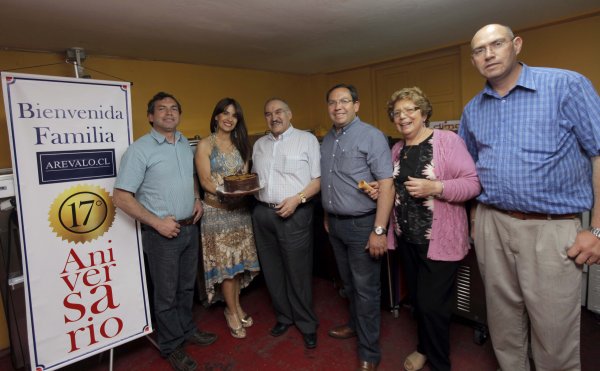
[459,63,600,214]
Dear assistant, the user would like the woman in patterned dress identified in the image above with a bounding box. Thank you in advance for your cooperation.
[195,98,260,339]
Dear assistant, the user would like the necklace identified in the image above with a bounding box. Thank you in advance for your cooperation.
[402,144,417,160]
[402,127,429,159]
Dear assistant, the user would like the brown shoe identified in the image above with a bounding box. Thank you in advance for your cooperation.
[357,360,378,371]
[328,324,357,339]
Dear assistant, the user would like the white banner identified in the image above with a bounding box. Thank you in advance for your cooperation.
[1,72,152,370]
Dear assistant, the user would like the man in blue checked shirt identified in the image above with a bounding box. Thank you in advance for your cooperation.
[459,24,600,371]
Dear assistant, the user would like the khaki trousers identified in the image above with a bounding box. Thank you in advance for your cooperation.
[474,204,582,371]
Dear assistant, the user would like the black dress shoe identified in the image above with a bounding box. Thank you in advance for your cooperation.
[302,332,317,349]
[167,348,198,371]
[187,330,217,346]
[270,322,291,337]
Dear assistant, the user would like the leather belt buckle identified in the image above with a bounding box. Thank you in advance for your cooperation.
[258,201,278,209]
[177,217,195,226]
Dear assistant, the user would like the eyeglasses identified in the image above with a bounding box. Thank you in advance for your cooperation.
[264,108,288,119]
[327,98,354,107]
[471,38,513,58]
[391,106,420,118]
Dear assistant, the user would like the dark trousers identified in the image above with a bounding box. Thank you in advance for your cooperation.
[142,224,199,356]
[252,203,318,333]
[399,238,459,371]
[328,213,381,364]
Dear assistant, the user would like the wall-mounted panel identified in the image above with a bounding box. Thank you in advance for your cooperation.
[372,48,461,137]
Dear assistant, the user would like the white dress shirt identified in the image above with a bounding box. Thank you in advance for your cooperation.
[252,126,320,204]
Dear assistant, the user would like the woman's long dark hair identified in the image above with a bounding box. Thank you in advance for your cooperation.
[209,98,250,163]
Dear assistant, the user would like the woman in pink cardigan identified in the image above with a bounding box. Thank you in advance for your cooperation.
[371,87,480,371]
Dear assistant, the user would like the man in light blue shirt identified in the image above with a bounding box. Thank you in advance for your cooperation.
[114,92,216,371]
[459,24,600,371]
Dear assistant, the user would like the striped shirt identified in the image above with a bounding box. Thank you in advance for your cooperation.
[114,128,196,220]
[252,126,321,204]
[459,63,600,213]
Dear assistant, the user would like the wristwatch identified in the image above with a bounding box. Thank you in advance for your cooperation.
[298,192,307,204]
[373,226,387,236]
[589,226,600,240]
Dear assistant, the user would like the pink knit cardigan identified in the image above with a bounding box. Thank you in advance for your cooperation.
[387,129,480,261]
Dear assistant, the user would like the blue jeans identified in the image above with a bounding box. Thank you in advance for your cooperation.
[328,213,381,363]
[142,224,199,356]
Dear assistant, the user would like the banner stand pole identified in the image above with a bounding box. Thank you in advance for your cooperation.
[109,348,114,371]
[145,334,159,350]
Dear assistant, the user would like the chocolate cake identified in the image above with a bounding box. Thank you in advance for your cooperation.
[223,173,259,192]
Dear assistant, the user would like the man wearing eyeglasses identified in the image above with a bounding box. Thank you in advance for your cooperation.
[459,24,600,371]
[320,83,394,371]
[252,98,321,349]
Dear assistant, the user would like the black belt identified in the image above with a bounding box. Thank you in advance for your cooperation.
[328,209,376,220]
[258,201,279,209]
[177,217,196,226]
[141,216,195,231]
[258,200,313,210]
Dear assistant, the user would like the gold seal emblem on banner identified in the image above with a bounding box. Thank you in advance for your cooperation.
[48,184,116,243]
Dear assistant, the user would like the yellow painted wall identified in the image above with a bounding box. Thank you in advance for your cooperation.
[0,12,598,352]
[0,52,312,169]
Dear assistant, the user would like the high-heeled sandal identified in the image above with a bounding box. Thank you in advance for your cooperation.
[239,313,253,328]
[236,305,253,328]
[404,351,426,371]
[224,308,246,339]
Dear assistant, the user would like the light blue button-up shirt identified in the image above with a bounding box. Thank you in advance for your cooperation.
[114,128,195,220]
